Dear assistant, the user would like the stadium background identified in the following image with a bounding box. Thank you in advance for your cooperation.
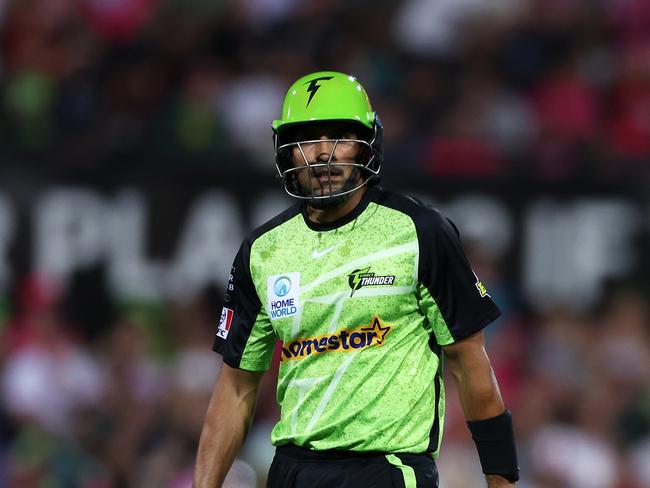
[0,0,649,486]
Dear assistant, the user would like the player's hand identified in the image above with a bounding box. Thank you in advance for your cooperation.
[486,474,516,487]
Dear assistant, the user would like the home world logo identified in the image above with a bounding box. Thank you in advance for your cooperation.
[267,272,300,320]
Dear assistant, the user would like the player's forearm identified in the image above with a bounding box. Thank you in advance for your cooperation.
[194,395,255,487]
[194,367,261,488]
[445,342,505,420]
[443,333,518,485]
[486,474,516,487]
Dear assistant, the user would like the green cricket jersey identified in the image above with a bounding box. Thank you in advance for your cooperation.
[213,186,500,457]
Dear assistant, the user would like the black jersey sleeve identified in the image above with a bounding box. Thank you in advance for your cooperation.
[415,209,501,345]
[212,240,276,371]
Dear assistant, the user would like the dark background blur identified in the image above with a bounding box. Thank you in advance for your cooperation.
[0,0,649,487]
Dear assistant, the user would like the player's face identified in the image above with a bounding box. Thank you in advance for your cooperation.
[289,122,363,197]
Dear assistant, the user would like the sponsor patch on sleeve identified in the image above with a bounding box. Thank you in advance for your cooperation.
[217,307,234,339]
[473,271,490,298]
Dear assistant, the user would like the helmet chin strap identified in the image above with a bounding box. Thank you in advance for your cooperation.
[307,193,347,210]
[305,167,362,210]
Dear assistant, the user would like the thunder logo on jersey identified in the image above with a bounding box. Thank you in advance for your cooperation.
[281,316,392,362]
[348,267,396,297]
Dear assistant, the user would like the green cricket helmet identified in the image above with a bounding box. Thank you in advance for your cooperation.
[272,71,383,204]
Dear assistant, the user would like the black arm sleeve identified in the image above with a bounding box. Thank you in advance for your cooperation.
[212,240,275,371]
[416,209,501,344]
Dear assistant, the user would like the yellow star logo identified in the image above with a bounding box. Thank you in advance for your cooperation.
[361,316,392,345]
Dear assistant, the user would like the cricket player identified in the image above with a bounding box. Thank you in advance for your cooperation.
[194,71,519,487]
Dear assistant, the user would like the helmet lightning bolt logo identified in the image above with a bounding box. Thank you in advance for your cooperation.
[304,76,334,107]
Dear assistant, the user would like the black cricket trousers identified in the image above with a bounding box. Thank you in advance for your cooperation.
[267,443,439,488]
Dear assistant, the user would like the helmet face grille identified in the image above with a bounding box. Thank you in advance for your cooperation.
[274,122,383,201]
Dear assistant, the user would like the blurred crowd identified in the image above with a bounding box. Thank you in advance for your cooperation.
[1,0,650,487]
[0,275,229,487]
[0,0,649,179]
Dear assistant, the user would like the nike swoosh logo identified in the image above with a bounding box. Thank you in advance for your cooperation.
[312,243,341,259]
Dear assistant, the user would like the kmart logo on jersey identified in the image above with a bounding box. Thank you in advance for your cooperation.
[348,267,396,297]
[472,271,490,298]
[281,316,392,362]
[267,272,300,320]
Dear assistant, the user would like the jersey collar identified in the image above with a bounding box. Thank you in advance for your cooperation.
[301,185,380,231]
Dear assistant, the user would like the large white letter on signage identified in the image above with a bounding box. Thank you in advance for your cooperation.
[34,188,106,283]
[168,192,243,300]
[524,199,637,309]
